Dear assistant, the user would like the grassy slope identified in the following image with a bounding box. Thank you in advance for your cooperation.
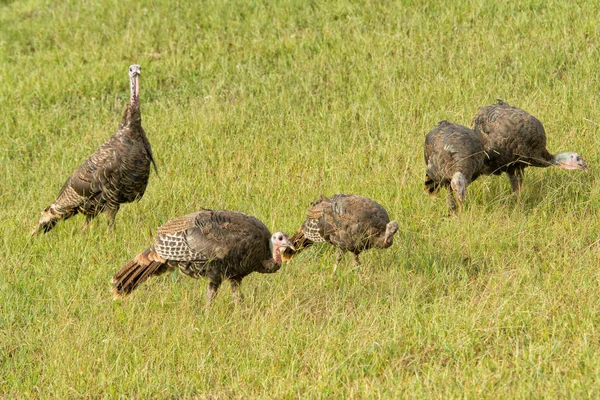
[1,0,600,397]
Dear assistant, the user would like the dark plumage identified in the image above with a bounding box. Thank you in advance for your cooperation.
[33,64,156,235]
[112,209,293,305]
[282,194,398,266]
[473,99,587,193]
[424,120,485,213]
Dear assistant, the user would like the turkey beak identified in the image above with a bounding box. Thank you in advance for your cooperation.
[384,232,391,243]
[282,238,295,251]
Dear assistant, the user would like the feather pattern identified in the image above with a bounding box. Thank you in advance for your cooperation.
[112,209,287,304]
[283,194,398,265]
[424,120,485,212]
[472,99,587,194]
[473,99,552,173]
[33,68,155,235]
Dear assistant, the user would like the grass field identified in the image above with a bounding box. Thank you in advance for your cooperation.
[2,0,600,397]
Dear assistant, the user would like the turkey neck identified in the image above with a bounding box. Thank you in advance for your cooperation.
[120,69,143,134]
[119,105,143,133]
[261,247,283,273]
[121,70,143,134]
[378,235,393,249]
[130,73,139,107]
[381,237,393,248]
[548,152,564,166]
[527,150,555,168]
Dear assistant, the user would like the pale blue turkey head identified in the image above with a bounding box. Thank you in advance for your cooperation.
[271,232,294,252]
[450,172,467,202]
[554,152,587,171]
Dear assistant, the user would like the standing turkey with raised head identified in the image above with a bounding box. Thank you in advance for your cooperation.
[33,64,156,235]
[424,120,485,213]
[282,194,398,266]
[473,99,587,194]
[112,209,294,305]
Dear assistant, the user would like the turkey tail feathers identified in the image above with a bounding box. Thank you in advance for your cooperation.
[112,248,168,299]
[282,230,314,262]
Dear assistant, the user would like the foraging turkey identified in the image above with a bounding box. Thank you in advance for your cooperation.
[32,64,156,235]
[473,99,587,194]
[282,194,398,266]
[112,209,294,305]
[424,121,485,213]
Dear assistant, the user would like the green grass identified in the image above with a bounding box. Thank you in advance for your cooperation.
[2,0,600,397]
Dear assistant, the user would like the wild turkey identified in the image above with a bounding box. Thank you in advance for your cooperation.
[473,99,587,194]
[424,120,485,213]
[282,194,398,266]
[32,64,156,235]
[112,209,294,305]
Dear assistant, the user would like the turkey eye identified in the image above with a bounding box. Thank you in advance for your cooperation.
[278,236,283,240]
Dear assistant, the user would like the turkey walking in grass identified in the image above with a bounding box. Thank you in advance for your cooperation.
[282,194,398,266]
[473,99,587,194]
[33,64,157,235]
[424,120,485,214]
[112,209,294,305]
